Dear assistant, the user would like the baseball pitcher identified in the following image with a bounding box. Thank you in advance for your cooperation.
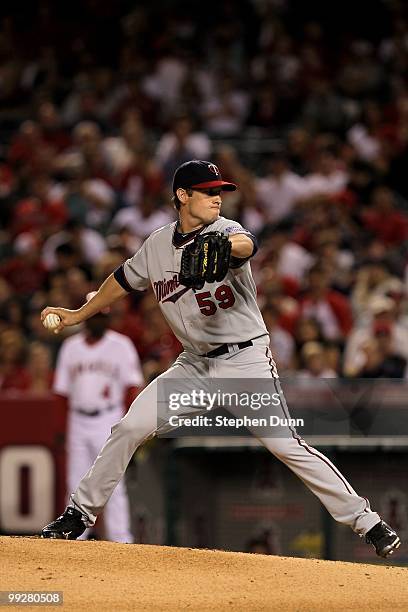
[41,160,400,558]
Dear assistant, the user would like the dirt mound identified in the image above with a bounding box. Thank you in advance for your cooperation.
[1,536,407,611]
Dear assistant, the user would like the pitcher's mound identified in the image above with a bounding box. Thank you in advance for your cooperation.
[2,536,407,611]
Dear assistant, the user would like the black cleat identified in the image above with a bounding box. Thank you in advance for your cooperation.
[365,521,401,558]
[41,506,87,540]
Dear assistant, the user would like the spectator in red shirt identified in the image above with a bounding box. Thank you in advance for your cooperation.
[0,233,48,296]
[8,120,45,168]
[26,341,54,394]
[108,297,145,350]
[361,185,408,246]
[0,329,30,392]
[37,101,71,153]
[299,264,353,341]
[69,121,111,182]
[11,175,67,238]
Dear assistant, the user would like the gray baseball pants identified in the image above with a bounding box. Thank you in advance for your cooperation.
[71,337,380,535]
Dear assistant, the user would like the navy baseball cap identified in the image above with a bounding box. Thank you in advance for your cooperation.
[172,160,237,193]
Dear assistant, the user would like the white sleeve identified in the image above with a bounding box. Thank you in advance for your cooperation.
[121,339,144,387]
[53,342,72,397]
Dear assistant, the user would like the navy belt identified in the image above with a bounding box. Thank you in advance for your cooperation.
[74,406,116,417]
[203,340,253,358]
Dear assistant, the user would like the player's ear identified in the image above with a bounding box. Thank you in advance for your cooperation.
[176,188,190,205]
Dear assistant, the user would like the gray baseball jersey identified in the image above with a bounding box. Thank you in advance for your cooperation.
[42,159,394,554]
[117,217,268,355]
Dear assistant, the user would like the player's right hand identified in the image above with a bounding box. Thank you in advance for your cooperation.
[40,307,82,334]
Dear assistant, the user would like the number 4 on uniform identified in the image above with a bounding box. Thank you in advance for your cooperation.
[195,284,235,316]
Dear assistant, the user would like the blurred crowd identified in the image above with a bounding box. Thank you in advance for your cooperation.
[0,0,407,392]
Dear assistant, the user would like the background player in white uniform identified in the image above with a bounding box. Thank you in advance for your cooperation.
[41,160,400,558]
[54,302,143,542]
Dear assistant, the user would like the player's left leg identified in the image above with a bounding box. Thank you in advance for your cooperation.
[256,385,400,557]
[218,337,401,557]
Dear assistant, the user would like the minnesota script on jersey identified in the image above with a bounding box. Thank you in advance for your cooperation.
[121,217,268,355]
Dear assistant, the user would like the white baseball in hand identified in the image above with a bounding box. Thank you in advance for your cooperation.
[43,313,61,331]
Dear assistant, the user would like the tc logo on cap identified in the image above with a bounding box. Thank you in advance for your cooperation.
[207,163,219,176]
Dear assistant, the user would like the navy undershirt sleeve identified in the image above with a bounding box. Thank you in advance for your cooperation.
[229,234,258,269]
[113,264,133,292]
